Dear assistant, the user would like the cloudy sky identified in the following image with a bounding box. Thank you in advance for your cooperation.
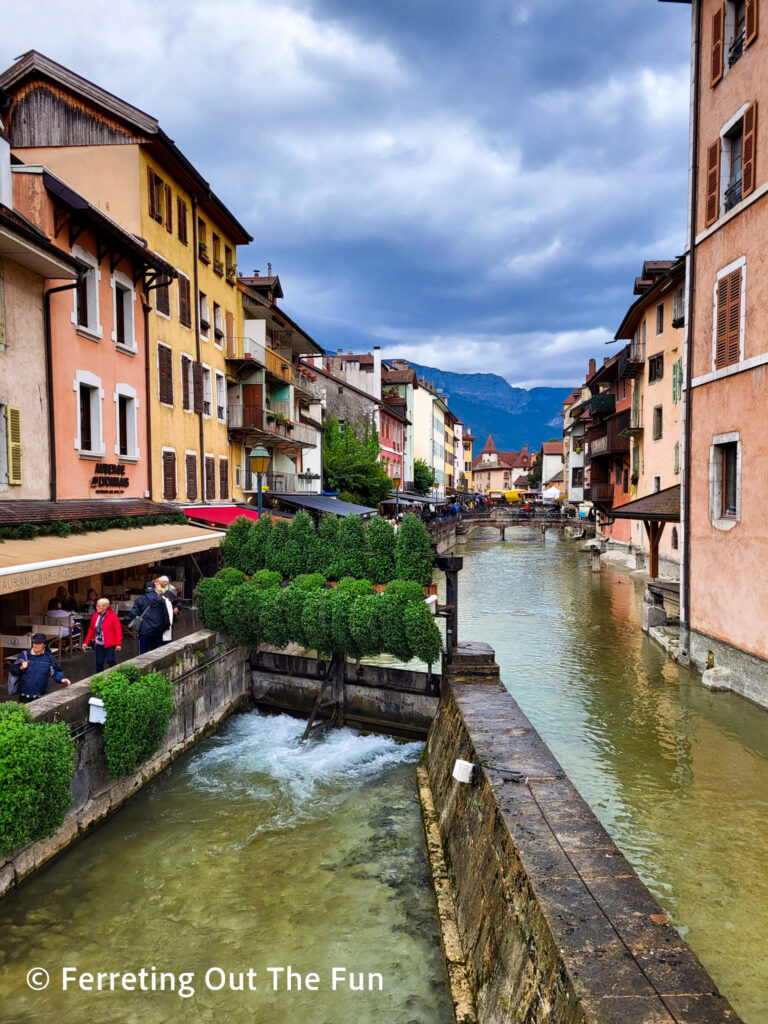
[3,0,692,387]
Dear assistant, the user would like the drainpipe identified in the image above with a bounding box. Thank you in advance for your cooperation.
[192,194,205,498]
[680,0,701,662]
[44,273,87,502]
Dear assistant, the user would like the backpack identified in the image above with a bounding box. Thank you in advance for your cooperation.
[7,650,28,696]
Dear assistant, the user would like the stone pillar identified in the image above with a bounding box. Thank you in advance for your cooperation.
[590,545,602,572]
[642,586,667,630]
[442,641,500,685]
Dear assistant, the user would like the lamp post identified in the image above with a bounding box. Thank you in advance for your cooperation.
[392,473,401,523]
[249,445,271,519]
[433,479,440,503]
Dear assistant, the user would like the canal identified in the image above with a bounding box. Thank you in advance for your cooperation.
[0,713,453,1023]
[457,528,768,1024]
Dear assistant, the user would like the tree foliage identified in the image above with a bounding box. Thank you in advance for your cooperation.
[322,416,393,506]
[527,450,543,489]
[413,459,435,495]
[195,568,247,634]
[91,666,175,778]
[365,516,396,584]
[395,513,434,585]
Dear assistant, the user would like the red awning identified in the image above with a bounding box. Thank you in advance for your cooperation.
[183,505,261,527]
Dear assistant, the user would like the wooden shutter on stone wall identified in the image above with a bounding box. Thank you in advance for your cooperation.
[205,456,215,500]
[225,310,235,357]
[746,0,758,46]
[177,197,188,244]
[162,450,176,500]
[155,277,170,316]
[179,276,191,327]
[711,3,724,86]
[165,184,173,233]
[6,406,22,485]
[147,166,157,218]
[705,139,721,226]
[186,453,198,500]
[716,268,742,368]
[220,458,229,499]
[193,360,204,414]
[742,102,757,197]
[158,345,173,405]
[181,355,191,410]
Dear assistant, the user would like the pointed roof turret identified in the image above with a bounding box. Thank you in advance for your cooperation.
[481,435,498,455]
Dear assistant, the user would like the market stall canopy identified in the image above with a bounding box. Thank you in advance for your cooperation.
[0,523,225,596]
[542,486,561,503]
[267,494,378,517]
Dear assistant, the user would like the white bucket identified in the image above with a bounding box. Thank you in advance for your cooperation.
[452,758,476,784]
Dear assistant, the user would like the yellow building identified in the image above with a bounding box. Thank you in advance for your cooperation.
[461,428,474,491]
[0,50,252,504]
[444,409,456,492]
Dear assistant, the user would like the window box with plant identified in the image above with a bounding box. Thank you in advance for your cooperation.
[226,265,237,283]
[213,259,224,276]
[198,242,210,264]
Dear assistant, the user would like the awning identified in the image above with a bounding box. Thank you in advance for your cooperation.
[0,523,225,596]
[386,491,434,505]
[183,505,262,527]
[267,493,378,517]
[609,485,680,522]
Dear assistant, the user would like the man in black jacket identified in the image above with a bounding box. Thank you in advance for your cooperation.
[129,581,172,654]
[12,633,72,703]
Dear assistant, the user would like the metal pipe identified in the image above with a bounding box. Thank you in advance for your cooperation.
[141,289,154,500]
[191,193,205,499]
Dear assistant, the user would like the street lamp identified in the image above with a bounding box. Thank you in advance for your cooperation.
[249,445,270,518]
[433,480,440,502]
[392,473,401,522]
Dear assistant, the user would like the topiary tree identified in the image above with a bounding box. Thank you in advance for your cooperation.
[317,514,340,578]
[221,516,254,569]
[301,587,335,656]
[365,516,396,584]
[394,513,433,585]
[404,601,443,666]
[379,580,423,661]
[250,569,282,589]
[349,593,384,658]
[91,669,174,778]
[221,582,270,648]
[265,517,291,577]
[195,568,247,633]
[285,509,321,577]
[241,514,273,574]
[0,703,75,854]
[333,515,367,580]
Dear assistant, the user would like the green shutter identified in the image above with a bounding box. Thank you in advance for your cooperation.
[632,443,639,477]
[674,441,680,475]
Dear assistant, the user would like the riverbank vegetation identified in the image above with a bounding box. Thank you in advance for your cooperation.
[91,665,175,778]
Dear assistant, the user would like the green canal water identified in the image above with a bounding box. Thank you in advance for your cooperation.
[456,529,768,1023]
[0,715,452,1023]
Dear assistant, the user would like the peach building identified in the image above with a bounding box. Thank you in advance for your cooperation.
[12,166,175,501]
[663,0,768,705]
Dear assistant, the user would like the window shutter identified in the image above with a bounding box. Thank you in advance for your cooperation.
[186,453,198,500]
[177,197,188,244]
[158,345,173,405]
[193,360,204,414]
[225,310,235,357]
[705,138,721,226]
[155,278,170,316]
[711,3,724,86]
[726,268,741,366]
[6,406,22,484]
[746,0,758,46]
[165,184,173,233]
[162,450,176,500]
[715,274,728,367]
[179,276,191,328]
[220,459,229,499]
[674,441,680,475]
[147,166,157,219]
[742,102,757,197]
[205,456,215,500]
[181,355,191,410]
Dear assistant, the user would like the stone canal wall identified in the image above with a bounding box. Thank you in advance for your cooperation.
[424,643,741,1024]
[0,631,250,900]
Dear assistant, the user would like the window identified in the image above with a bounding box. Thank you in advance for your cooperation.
[714,264,743,368]
[181,355,193,412]
[215,373,226,421]
[614,459,623,485]
[147,168,170,228]
[213,233,222,275]
[655,303,664,335]
[202,366,212,416]
[671,527,679,551]
[205,455,216,500]
[185,452,198,501]
[225,245,235,282]
[710,435,740,524]
[78,382,100,454]
[162,449,177,501]
[235,464,242,489]
[652,406,663,440]
[115,386,138,458]
[213,302,224,345]
[177,197,188,245]
[623,469,629,494]
[154,275,171,317]
[71,247,101,337]
[707,103,757,225]
[672,358,683,403]
[158,343,174,406]
[572,466,583,487]
[653,475,661,492]
[112,272,136,350]
[193,360,204,414]
[178,274,192,328]
[648,353,664,382]
[225,310,235,357]
[724,119,744,211]
[672,285,685,327]
[219,458,229,500]
[199,293,210,340]
[712,1,758,85]
[198,218,209,263]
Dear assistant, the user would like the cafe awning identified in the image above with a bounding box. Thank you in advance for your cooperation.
[183,505,262,527]
[0,523,225,596]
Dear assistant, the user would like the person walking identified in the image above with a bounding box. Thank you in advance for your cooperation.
[82,598,123,672]
[11,633,72,703]
[129,581,172,655]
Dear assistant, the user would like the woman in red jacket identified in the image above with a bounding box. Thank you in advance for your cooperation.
[82,598,123,673]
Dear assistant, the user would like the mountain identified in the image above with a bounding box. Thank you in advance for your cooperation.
[406,363,569,451]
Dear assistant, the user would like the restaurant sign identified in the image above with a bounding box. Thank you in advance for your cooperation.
[91,462,130,494]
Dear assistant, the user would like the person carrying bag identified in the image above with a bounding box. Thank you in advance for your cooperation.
[128,581,172,655]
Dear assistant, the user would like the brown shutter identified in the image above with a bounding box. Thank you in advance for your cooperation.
[158,345,173,405]
[177,197,188,244]
[147,166,157,218]
[181,355,190,410]
[155,278,170,316]
[746,0,758,46]
[705,138,721,227]
[193,360,204,413]
[220,458,229,499]
[726,268,742,366]
[715,275,728,368]
[742,102,757,197]
[711,4,724,87]
[165,184,173,232]
[6,406,22,484]
[186,453,198,500]
[179,276,191,328]
[162,450,176,500]
[225,310,235,357]
[205,456,215,500]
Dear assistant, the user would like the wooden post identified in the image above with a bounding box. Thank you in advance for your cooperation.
[644,520,666,579]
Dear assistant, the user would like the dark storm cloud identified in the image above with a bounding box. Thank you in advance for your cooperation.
[3,0,692,386]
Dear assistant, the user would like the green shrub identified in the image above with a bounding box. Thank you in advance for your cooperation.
[241,514,273,574]
[250,569,282,589]
[92,669,175,778]
[195,568,246,633]
[333,515,367,580]
[394,514,433,585]
[220,583,269,648]
[365,516,396,584]
[221,516,254,569]
[330,579,372,660]
[379,580,424,661]
[265,518,291,577]
[294,572,327,589]
[301,588,335,656]
[317,515,340,578]
[404,601,443,665]
[0,703,75,855]
[349,594,384,658]
[285,509,321,576]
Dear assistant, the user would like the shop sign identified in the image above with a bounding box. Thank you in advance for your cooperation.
[91,462,130,494]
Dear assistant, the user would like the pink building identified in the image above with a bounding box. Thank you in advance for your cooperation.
[12,166,175,501]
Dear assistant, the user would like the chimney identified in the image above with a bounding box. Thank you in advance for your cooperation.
[267,262,272,275]
[588,358,596,377]
[337,348,343,355]
[373,346,382,400]
[253,269,260,277]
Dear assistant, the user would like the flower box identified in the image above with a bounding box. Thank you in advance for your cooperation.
[423,584,438,597]
[88,696,106,724]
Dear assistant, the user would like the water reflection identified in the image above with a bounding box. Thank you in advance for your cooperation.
[459,530,768,1022]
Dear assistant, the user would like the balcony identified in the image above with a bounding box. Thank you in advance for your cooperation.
[724,179,742,213]
[292,365,323,399]
[589,392,615,418]
[264,346,292,383]
[618,341,645,380]
[228,401,318,448]
[244,469,321,494]
[619,408,643,437]
[728,28,745,67]
[225,337,292,383]
[590,483,615,504]
[586,416,630,456]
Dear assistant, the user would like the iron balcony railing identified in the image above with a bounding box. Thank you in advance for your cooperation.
[724,179,742,213]
[243,469,321,493]
[728,29,745,67]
